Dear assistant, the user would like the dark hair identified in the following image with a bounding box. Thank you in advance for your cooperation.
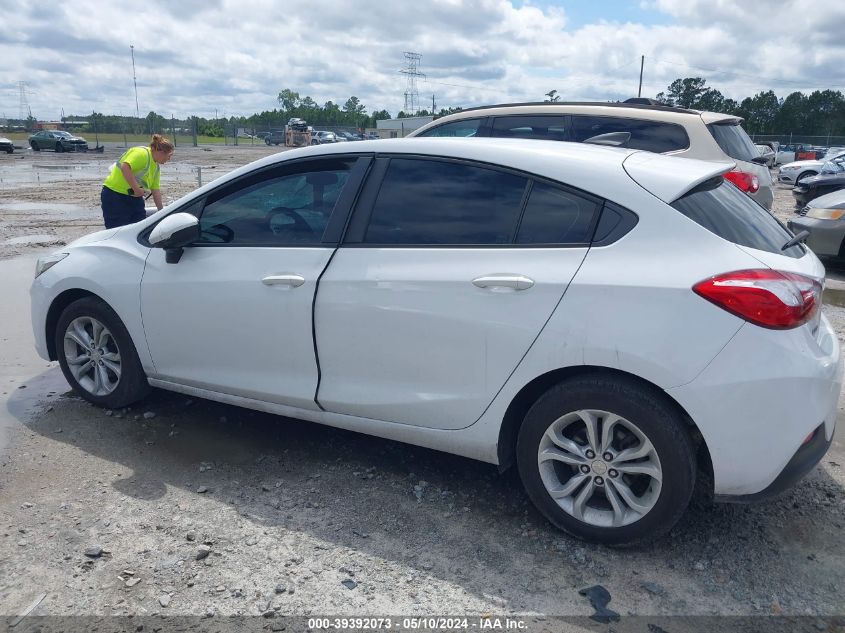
[150,134,174,153]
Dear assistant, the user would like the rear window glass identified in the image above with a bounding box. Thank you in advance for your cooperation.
[707,122,758,162]
[569,115,689,153]
[417,118,486,138]
[671,178,804,258]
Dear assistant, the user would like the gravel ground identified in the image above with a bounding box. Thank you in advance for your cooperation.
[0,151,843,629]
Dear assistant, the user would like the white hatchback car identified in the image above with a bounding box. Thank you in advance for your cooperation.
[31,139,841,545]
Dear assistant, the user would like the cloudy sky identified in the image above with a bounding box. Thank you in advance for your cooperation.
[1,0,843,121]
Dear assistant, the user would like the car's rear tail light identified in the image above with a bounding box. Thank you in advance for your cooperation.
[693,269,821,330]
[724,170,760,194]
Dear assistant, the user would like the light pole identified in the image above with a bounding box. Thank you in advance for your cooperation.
[130,44,140,120]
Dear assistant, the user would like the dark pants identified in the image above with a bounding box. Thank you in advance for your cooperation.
[101,186,145,229]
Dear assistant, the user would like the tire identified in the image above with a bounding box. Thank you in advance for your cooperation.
[265,139,271,145]
[5,147,11,154]
[516,374,695,546]
[796,171,816,184]
[55,142,64,153]
[30,141,39,151]
[55,297,151,409]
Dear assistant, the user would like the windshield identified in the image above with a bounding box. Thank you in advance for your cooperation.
[54,131,72,137]
[822,160,845,174]
[707,121,758,162]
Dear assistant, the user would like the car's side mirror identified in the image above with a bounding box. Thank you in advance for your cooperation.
[149,212,200,264]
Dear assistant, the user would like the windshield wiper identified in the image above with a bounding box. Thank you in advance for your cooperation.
[782,230,809,251]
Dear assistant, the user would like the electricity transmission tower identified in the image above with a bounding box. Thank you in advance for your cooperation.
[18,81,30,121]
[400,52,425,115]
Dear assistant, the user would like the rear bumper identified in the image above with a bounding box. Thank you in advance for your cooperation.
[668,313,842,497]
[715,423,832,503]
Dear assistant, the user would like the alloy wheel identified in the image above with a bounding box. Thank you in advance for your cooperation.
[537,409,662,528]
[63,316,122,396]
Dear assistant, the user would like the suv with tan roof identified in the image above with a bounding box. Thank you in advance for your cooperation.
[409,100,774,209]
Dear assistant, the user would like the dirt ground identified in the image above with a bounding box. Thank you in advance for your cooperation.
[1,148,844,630]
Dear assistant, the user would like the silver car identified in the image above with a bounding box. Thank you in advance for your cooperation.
[788,189,845,258]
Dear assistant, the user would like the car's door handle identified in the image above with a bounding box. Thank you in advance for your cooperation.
[261,274,305,287]
[472,274,534,291]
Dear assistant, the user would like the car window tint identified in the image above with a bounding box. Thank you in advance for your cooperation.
[672,178,804,258]
[707,122,758,162]
[417,118,486,137]
[364,158,528,245]
[490,116,568,141]
[198,160,353,245]
[569,115,689,152]
[516,182,599,244]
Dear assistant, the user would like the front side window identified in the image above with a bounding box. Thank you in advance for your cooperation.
[570,115,689,153]
[197,160,354,245]
[364,158,527,245]
[417,118,486,138]
[490,116,568,142]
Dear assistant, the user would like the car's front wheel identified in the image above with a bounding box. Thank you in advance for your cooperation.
[517,374,695,546]
[55,142,64,153]
[55,297,151,408]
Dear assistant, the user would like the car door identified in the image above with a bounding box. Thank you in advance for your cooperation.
[314,156,602,429]
[140,156,369,409]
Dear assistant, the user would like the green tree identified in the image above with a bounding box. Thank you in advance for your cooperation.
[545,89,560,102]
[278,89,301,111]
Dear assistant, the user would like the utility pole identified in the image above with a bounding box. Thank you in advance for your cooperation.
[637,55,644,98]
[431,94,436,114]
[130,44,140,119]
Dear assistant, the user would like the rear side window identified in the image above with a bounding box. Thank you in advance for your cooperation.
[707,122,758,162]
[417,118,486,138]
[364,159,527,245]
[671,178,804,258]
[490,116,568,142]
[569,115,689,153]
[516,182,599,244]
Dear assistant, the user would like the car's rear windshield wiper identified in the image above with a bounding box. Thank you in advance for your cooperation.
[782,230,809,251]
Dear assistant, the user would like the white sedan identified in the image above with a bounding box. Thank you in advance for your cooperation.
[30,138,841,545]
[779,149,845,184]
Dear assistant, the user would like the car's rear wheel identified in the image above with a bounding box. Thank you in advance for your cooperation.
[55,297,151,408]
[30,141,39,151]
[517,374,695,546]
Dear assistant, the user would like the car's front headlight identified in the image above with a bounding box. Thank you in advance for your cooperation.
[35,252,69,278]
[805,208,845,221]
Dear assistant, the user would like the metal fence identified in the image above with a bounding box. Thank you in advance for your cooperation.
[750,134,845,148]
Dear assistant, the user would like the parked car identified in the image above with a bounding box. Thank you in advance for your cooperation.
[0,136,13,153]
[28,130,88,152]
[30,138,840,545]
[409,100,775,209]
[788,189,845,259]
[792,158,845,206]
[755,143,776,168]
[265,130,285,146]
[312,131,338,144]
[778,149,845,185]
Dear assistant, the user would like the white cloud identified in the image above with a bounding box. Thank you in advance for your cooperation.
[0,0,842,121]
